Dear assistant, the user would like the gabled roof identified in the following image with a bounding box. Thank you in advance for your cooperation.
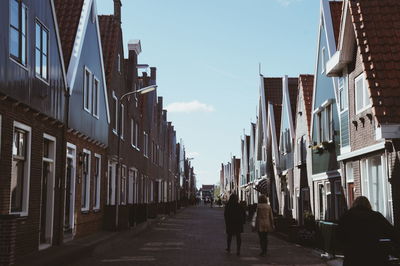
[329,1,343,47]
[99,15,121,86]
[299,75,314,135]
[288,78,299,125]
[349,0,400,124]
[54,0,84,69]
[263,78,283,105]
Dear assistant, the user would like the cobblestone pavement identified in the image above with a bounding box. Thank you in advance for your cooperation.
[71,205,328,266]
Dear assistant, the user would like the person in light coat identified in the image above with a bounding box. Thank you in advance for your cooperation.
[253,195,274,256]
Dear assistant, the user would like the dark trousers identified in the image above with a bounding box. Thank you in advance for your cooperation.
[227,233,241,252]
[258,232,268,254]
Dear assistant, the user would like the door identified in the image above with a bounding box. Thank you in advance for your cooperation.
[64,158,73,232]
[40,161,49,244]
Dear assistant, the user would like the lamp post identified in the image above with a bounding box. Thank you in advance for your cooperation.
[115,85,157,230]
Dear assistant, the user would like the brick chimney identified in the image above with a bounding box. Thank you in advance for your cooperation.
[114,0,122,25]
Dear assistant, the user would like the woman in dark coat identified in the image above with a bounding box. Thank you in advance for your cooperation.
[338,196,398,266]
[224,194,245,256]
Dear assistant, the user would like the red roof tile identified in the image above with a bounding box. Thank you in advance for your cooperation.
[298,75,314,135]
[99,15,121,86]
[54,0,84,69]
[349,0,400,124]
[329,1,343,47]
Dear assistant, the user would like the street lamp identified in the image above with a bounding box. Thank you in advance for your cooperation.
[115,85,157,229]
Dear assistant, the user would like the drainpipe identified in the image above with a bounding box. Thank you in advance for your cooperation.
[59,87,70,243]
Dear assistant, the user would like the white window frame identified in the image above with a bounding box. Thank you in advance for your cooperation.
[355,73,371,114]
[143,131,149,158]
[83,67,92,113]
[321,47,326,74]
[10,121,32,216]
[315,103,333,144]
[35,20,49,82]
[41,133,56,246]
[121,165,127,205]
[93,154,101,210]
[346,163,354,183]
[339,76,348,112]
[120,104,124,140]
[92,76,100,118]
[112,91,118,135]
[81,149,91,211]
[107,161,116,205]
[128,168,136,204]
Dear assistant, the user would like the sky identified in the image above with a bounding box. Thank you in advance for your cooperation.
[97,0,321,188]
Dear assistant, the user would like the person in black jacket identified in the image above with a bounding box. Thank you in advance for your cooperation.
[337,196,398,266]
[224,194,246,256]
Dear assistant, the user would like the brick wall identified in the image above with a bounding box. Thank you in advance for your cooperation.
[0,99,64,258]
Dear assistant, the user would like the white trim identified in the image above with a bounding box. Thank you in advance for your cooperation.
[40,133,56,247]
[93,153,101,210]
[10,121,32,217]
[83,66,92,113]
[120,104,124,140]
[112,91,118,135]
[81,148,91,211]
[376,124,400,140]
[65,142,77,233]
[337,141,385,161]
[92,76,100,118]
[312,169,341,182]
[355,73,371,114]
[50,0,68,92]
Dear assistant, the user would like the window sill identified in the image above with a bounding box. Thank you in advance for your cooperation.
[81,209,90,214]
[10,57,28,71]
[35,75,50,86]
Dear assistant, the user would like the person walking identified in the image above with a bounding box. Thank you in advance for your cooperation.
[252,195,274,257]
[224,194,246,256]
[337,196,399,266]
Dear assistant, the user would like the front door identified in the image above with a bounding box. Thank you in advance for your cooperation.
[64,157,73,232]
[40,161,49,244]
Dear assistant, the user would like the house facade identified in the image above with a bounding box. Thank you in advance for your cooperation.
[55,0,110,239]
[327,0,400,224]
[293,75,314,224]
[310,0,344,222]
[0,0,67,260]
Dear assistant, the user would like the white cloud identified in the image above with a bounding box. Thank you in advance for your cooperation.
[275,0,301,7]
[166,100,215,113]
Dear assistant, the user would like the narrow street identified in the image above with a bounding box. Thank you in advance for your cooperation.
[71,206,327,266]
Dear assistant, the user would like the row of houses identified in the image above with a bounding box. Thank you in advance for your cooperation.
[0,0,196,264]
[221,0,400,227]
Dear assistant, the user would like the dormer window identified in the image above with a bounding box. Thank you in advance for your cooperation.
[83,67,92,113]
[315,100,333,143]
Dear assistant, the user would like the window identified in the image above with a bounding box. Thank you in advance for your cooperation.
[112,91,118,134]
[93,154,101,210]
[11,122,31,215]
[121,165,126,205]
[316,104,333,143]
[143,132,149,157]
[355,73,370,113]
[334,180,343,220]
[117,54,121,73]
[361,156,389,219]
[92,77,99,118]
[120,104,124,139]
[81,150,91,211]
[128,169,136,204]
[321,47,326,74]
[107,162,116,205]
[35,21,48,80]
[10,0,27,66]
[131,119,139,148]
[84,68,92,112]
[339,76,348,111]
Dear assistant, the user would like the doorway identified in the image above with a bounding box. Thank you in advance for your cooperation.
[64,143,76,241]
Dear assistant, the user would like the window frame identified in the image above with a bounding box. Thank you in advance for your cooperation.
[81,149,91,211]
[9,0,28,67]
[83,67,92,113]
[35,19,49,82]
[339,76,348,112]
[93,153,101,210]
[92,76,100,118]
[120,165,127,205]
[143,131,149,158]
[120,104,124,140]
[355,73,371,114]
[10,121,31,216]
[112,91,118,135]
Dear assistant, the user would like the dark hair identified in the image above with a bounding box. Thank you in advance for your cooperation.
[351,196,372,211]
[228,194,238,205]
[259,195,268,203]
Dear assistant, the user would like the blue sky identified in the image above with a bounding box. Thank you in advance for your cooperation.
[97,0,320,188]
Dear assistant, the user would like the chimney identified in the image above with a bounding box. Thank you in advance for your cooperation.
[114,0,122,24]
[150,67,157,85]
[127,40,141,91]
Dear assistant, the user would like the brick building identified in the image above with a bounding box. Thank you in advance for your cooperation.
[327,0,400,225]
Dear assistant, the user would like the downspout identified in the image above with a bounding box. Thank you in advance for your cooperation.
[59,87,70,244]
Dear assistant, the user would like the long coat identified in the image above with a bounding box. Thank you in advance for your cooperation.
[337,206,398,266]
[224,203,246,234]
[255,203,274,232]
